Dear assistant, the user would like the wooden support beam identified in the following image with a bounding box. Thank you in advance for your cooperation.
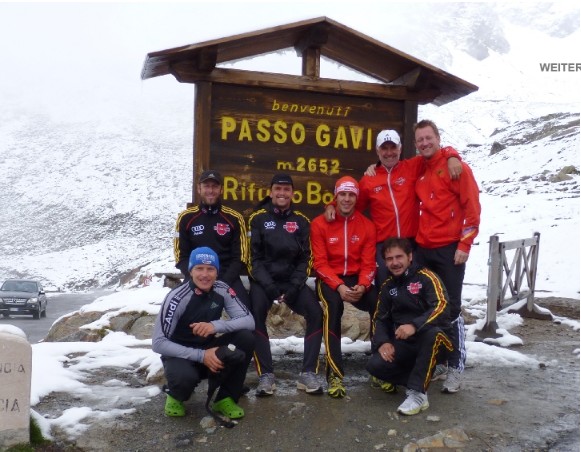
[167,65,443,102]
[192,82,212,206]
[302,47,320,78]
[196,46,218,72]
[402,100,418,159]
[294,23,329,55]
[392,67,431,92]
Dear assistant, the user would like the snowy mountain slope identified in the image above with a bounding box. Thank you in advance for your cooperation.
[0,91,194,287]
[0,3,578,295]
[466,112,579,195]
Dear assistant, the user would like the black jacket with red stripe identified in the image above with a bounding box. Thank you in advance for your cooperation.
[173,202,248,285]
[372,263,450,349]
[247,200,312,289]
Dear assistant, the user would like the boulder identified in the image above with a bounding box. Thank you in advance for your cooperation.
[44,300,372,342]
[129,315,157,340]
[44,311,105,342]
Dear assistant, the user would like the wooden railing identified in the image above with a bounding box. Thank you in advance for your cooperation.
[475,232,551,340]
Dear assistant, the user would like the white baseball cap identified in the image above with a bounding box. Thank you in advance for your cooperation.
[376,129,401,147]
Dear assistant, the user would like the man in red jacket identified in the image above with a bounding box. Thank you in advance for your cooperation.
[414,119,481,394]
[311,176,377,398]
[325,130,462,286]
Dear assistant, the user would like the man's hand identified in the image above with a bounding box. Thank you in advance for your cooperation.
[337,284,352,302]
[364,164,377,177]
[324,204,336,222]
[281,285,299,304]
[447,157,463,180]
[190,322,216,337]
[454,249,469,265]
[203,347,224,373]
[349,284,365,302]
[338,284,365,303]
[395,323,416,340]
[265,284,281,302]
[378,343,395,362]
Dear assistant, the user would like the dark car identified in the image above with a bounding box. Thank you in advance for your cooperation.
[0,279,48,319]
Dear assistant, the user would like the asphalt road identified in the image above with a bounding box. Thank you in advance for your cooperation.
[0,291,111,343]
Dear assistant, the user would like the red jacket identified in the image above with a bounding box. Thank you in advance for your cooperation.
[415,149,481,254]
[357,157,424,242]
[310,211,377,291]
[356,149,461,243]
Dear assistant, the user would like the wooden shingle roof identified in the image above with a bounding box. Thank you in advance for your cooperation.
[141,16,477,106]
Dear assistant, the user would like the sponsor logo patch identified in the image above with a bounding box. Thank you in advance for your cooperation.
[395,177,406,185]
[264,221,276,230]
[389,288,398,296]
[283,221,299,233]
[214,223,231,236]
[329,237,339,244]
[350,234,360,243]
[407,282,422,294]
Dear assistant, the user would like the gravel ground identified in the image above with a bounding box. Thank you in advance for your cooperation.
[34,298,579,452]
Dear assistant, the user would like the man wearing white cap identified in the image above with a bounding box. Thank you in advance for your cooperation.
[311,176,378,398]
[325,130,462,286]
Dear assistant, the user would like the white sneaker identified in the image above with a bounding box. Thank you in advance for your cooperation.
[397,389,429,416]
[442,367,461,393]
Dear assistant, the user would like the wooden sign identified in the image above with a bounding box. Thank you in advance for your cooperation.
[204,83,404,219]
[143,18,477,220]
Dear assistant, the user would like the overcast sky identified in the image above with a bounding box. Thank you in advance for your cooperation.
[2,2,578,101]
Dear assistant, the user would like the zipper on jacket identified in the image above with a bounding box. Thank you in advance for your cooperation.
[386,168,401,237]
[343,219,348,275]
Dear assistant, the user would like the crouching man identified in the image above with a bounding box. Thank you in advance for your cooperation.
[152,246,255,420]
[366,238,453,415]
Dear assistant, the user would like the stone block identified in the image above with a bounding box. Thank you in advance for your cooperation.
[0,330,32,448]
